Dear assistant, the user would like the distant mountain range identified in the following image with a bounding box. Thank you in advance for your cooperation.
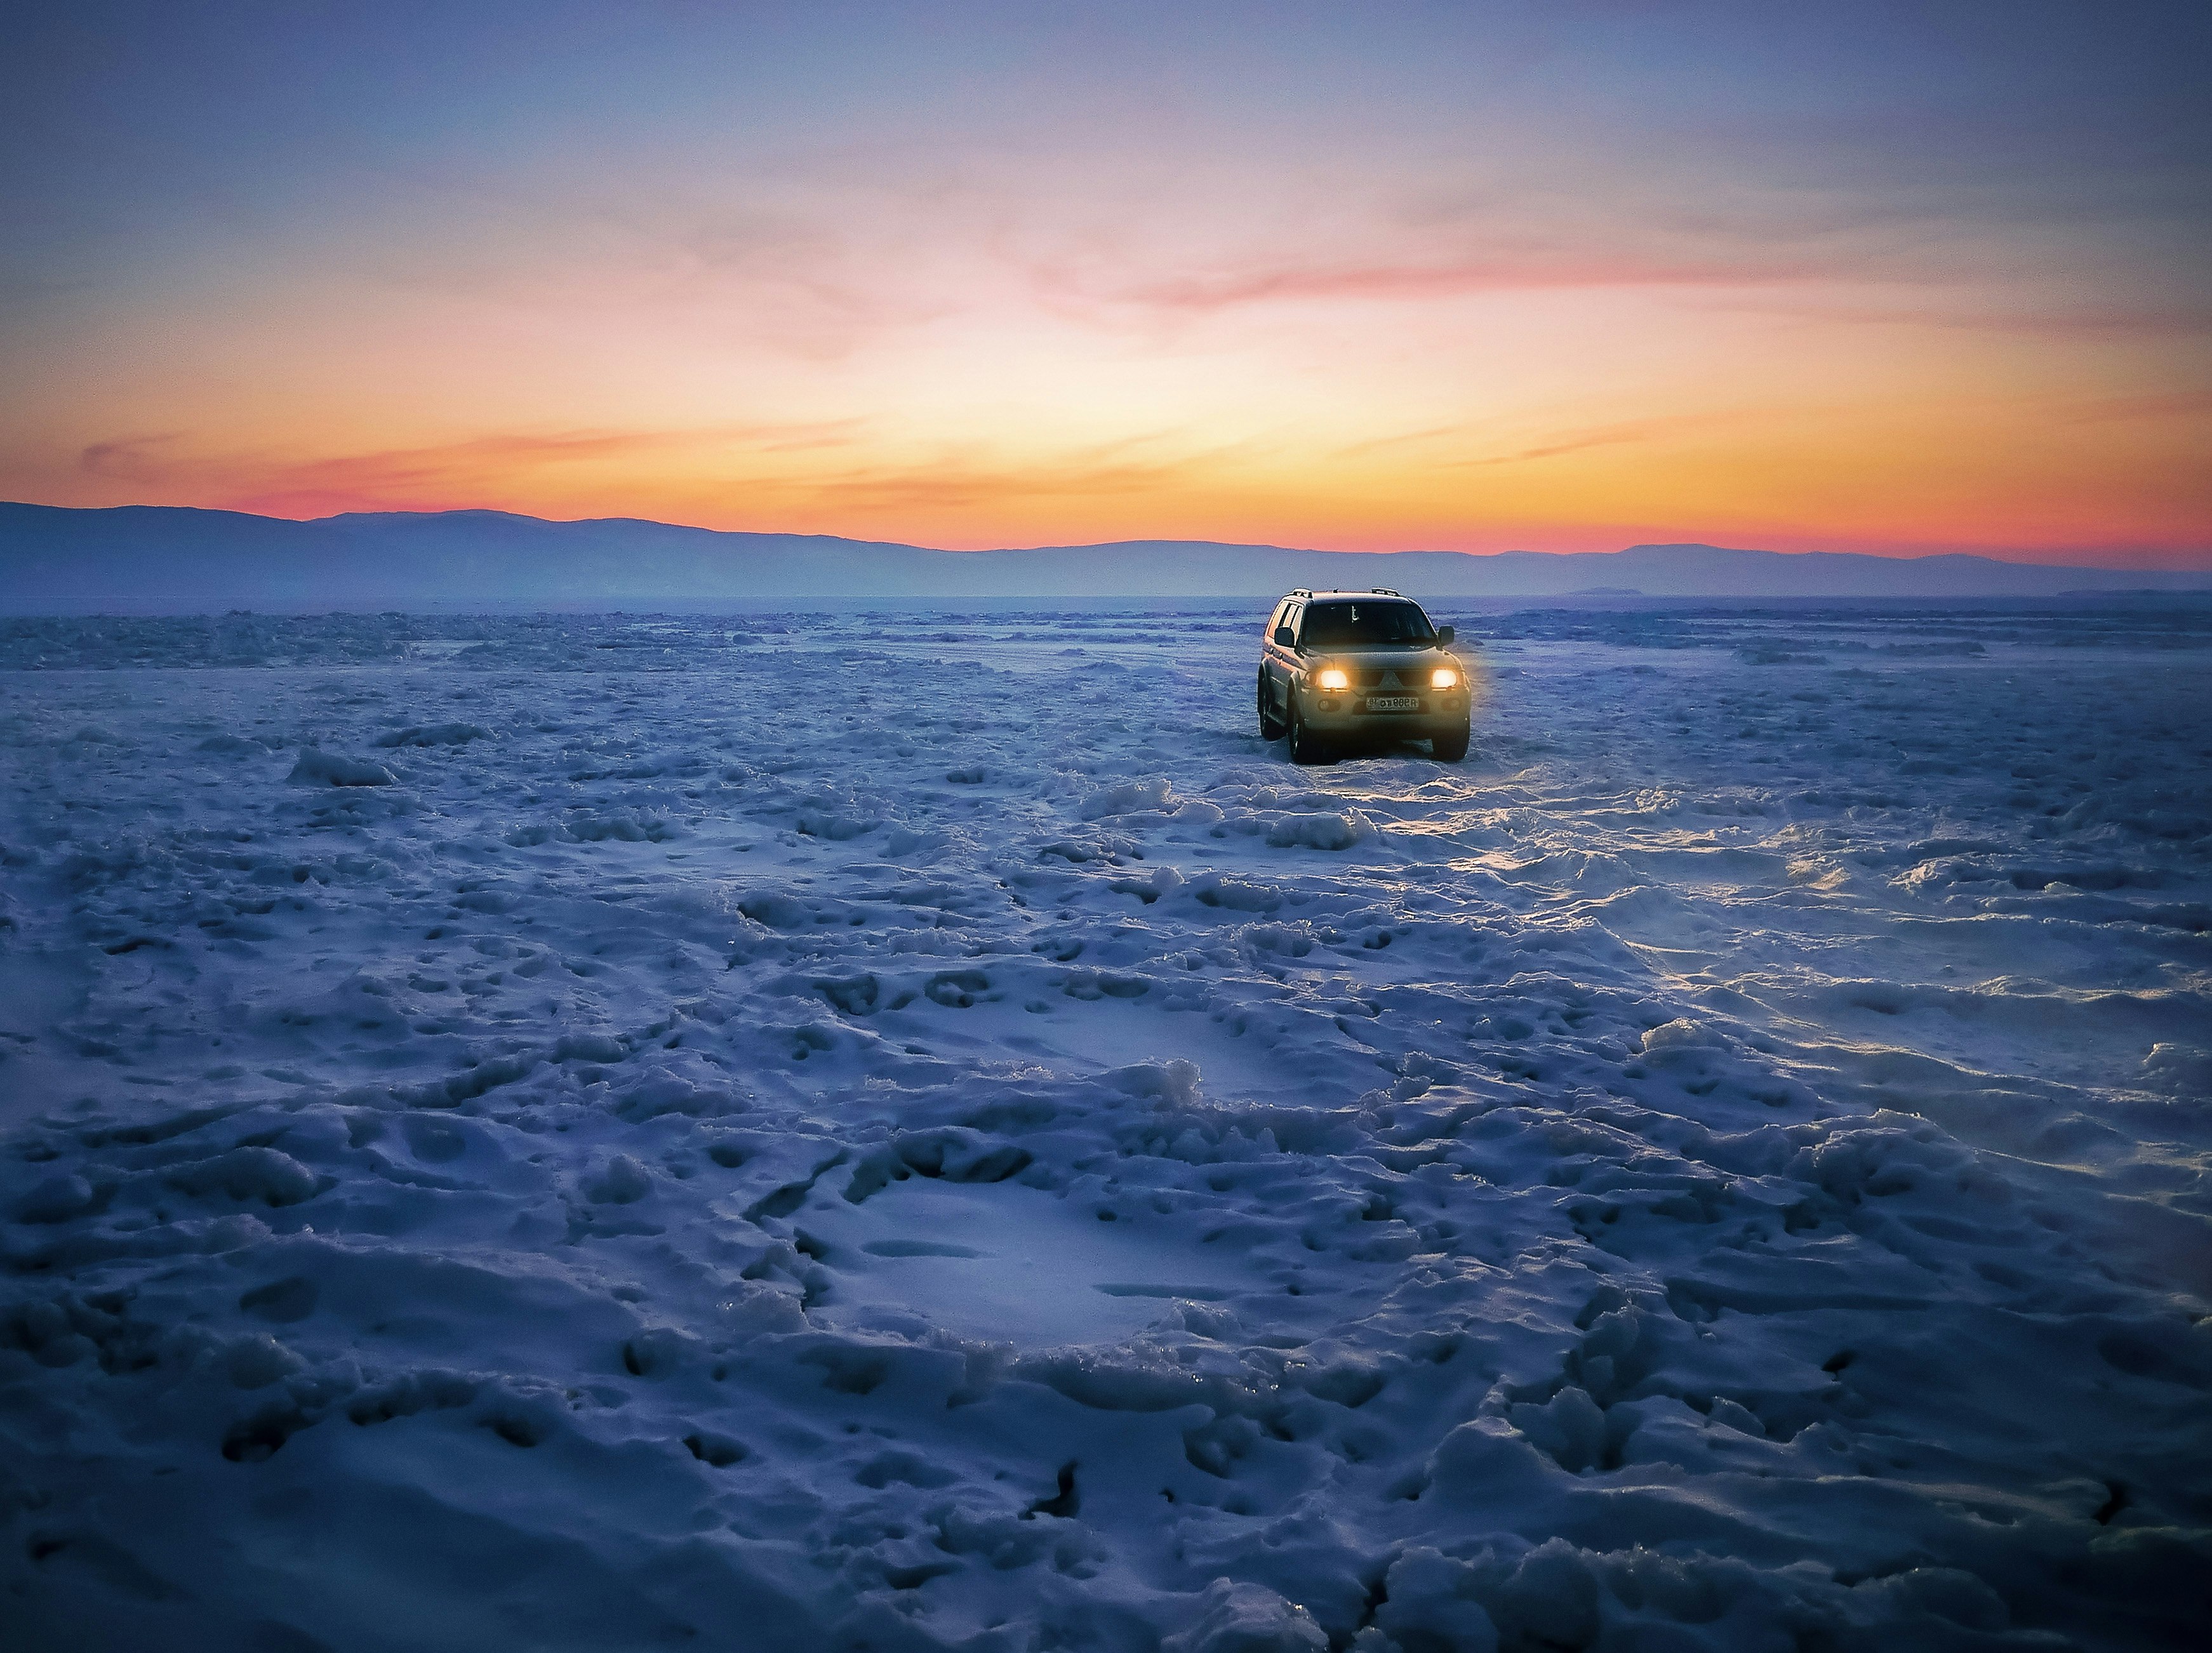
[2,502,2205,612]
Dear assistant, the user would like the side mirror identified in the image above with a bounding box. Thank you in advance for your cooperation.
[1272,626,1295,647]
[1436,625,1455,646]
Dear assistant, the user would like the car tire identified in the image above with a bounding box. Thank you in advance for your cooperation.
[1286,700,1330,765]
[1431,722,1470,762]
[1257,672,1285,740]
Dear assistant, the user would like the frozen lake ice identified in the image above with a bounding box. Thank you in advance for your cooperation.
[1,601,2208,1650]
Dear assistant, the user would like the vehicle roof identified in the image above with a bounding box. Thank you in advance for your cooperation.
[1280,590,1423,602]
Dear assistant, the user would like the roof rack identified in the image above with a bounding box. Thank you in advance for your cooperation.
[1369,587,1401,597]
[1288,588,1312,598]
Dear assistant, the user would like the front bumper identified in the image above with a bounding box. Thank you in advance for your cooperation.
[1299,686,1468,732]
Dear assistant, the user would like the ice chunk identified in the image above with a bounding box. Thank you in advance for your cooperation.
[1078,776,1173,818]
[2142,1044,2212,1096]
[166,1147,321,1207]
[288,747,396,787]
[585,1154,653,1205]
[1161,1581,1329,1653]
[1265,809,1374,850]
[15,1174,95,1224]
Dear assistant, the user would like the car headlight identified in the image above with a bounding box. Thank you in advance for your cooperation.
[1315,667,1350,691]
[1430,667,1459,689]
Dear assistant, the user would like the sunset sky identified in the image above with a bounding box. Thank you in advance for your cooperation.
[3,1,2207,565]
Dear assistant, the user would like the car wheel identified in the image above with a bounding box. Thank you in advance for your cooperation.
[1286,700,1330,765]
[1256,672,1284,740]
[1430,722,1470,762]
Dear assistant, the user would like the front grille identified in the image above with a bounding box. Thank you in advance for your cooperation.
[1353,668,1426,690]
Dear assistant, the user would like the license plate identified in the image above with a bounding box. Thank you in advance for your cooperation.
[1366,695,1418,712]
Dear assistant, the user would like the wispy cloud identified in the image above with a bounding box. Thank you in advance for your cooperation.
[272,430,679,495]
[64,422,1246,526]
[80,433,185,481]
[1447,422,1657,468]
[787,437,1223,514]
[1107,253,1820,315]
[1335,414,1695,469]
[90,423,871,519]
[1706,292,2212,338]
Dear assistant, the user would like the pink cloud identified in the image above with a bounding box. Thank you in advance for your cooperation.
[1114,253,1822,314]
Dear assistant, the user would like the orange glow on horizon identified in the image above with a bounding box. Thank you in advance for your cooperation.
[3,8,2205,569]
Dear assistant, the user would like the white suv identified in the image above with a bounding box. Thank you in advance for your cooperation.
[1256,588,1470,764]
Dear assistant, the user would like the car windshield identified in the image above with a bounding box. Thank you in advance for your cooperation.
[1299,601,1434,647]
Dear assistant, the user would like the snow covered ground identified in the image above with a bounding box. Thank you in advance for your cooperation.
[2,602,2208,1652]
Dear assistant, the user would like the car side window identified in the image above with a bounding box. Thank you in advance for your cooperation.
[1265,601,1287,637]
[1286,603,1305,646]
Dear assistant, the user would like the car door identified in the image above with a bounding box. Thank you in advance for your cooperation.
[1263,600,1301,712]
[1258,601,1281,710]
